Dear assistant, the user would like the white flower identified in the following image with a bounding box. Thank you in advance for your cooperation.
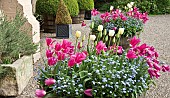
[109,30,115,36]
[75,31,81,38]
[90,35,96,41]
[130,2,135,6]
[125,6,127,10]
[110,6,114,11]
[127,3,132,8]
[118,28,125,35]
[97,25,103,32]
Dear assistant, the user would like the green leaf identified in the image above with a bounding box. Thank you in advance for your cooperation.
[83,78,91,87]
[79,71,88,79]
[39,68,49,78]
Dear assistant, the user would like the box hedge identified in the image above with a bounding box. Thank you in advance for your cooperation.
[78,0,94,10]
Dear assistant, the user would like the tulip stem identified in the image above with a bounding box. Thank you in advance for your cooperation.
[75,38,78,53]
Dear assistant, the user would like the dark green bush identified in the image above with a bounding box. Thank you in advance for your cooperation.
[95,0,170,14]
[36,0,79,16]
[0,12,37,64]
[78,0,94,10]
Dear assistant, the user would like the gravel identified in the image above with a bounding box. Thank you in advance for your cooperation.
[14,15,170,98]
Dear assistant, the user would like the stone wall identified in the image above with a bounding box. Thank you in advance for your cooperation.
[0,0,40,63]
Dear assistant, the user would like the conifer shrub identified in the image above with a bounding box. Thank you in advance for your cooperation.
[0,12,37,64]
[64,0,79,16]
[55,0,72,24]
[78,0,94,10]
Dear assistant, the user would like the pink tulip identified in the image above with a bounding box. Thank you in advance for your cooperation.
[81,21,86,27]
[77,42,81,49]
[56,51,65,60]
[126,49,138,59]
[130,36,140,48]
[153,63,161,71]
[55,43,62,51]
[91,9,100,16]
[35,89,46,98]
[84,89,92,97]
[75,52,87,63]
[46,38,53,46]
[148,68,156,78]
[96,41,107,54]
[48,57,57,66]
[155,52,159,58]
[46,49,53,58]
[61,40,74,54]
[45,78,56,86]
[162,65,170,72]
[109,45,123,54]
[68,55,76,68]
[147,59,153,68]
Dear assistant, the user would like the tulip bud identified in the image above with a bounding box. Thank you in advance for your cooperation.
[91,21,94,29]
[125,6,127,10]
[113,37,116,43]
[94,41,97,46]
[99,31,103,38]
[82,35,85,41]
[104,29,107,35]
[109,30,115,37]
[127,3,132,8]
[45,78,56,86]
[130,2,135,6]
[36,89,46,98]
[116,33,120,38]
[118,28,125,35]
[90,35,96,41]
[97,25,103,32]
[75,31,81,38]
[105,35,108,42]
[80,42,83,48]
[110,6,114,11]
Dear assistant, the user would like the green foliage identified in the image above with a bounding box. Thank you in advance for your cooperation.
[64,0,79,16]
[36,0,59,15]
[36,0,79,16]
[95,0,170,14]
[55,0,72,24]
[0,12,37,64]
[78,0,94,10]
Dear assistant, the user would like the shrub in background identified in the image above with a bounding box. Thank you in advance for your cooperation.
[0,12,37,64]
[78,0,94,10]
[36,0,79,16]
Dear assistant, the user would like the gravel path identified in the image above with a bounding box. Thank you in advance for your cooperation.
[15,15,170,98]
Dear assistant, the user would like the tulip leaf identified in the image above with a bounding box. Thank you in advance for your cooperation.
[83,78,91,87]
[39,68,49,78]
[79,71,88,79]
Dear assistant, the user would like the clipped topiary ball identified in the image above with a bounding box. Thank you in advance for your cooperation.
[55,0,72,24]
[78,0,94,10]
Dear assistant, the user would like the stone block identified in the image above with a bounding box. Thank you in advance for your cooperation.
[0,55,33,96]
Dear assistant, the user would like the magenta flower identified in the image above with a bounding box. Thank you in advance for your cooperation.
[84,89,92,97]
[61,40,74,55]
[126,49,138,59]
[162,65,170,72]
[48,57,57,66]
[68,55,76,68]
[81,21,86,27]
[147,59,153,68]
[109,45,123,54]
[46,49,53,58]
[153,63,161,71]
[75,52,87,63]
[130,36,141,47]
[35,89,46,98]
[91,9,100,16]
[55,43,62,51]
[56,51,65,60]
[148,68,160,78]
[77,42,81,49]
[96,41,107,54]
[45,78,56,86]
[46,38,53,46]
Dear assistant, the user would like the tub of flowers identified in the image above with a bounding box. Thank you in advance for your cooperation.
[90,2,148,49]
[36,29,170,98]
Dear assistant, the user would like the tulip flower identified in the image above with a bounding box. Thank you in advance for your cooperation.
[77,42,83,49]
[75,31,81,38]
[46,49,53,58]
[127,3,132,8]
[118,28,125,35]
[75,52,87,64]
[130,2,135,6]
[35,89,46,98]
[90,35,96,41]
[68,56,76,68]
[110,6,114,11]
[126,49,138,59]
[91,9,100,16]
[130,36,140,48]
[153,63,161,71]
[48,57,57,66]
[45,78,56,86]
[96,41,107,54]
[55,43,62,51]
[81,21,86,27]
[97,25,103,32]
[162,65,170,72]
[84,89,92,97]
[109,30,115,36]
[46,38,53,46]
[56,51,65,60]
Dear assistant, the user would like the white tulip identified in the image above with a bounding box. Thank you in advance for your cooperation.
[130,2,135,6]
[97,25,103,32]
[118,28,125,35]
[90,35,96,41]
[127,3,132,8]
[110,6,114,11]
[109,30,115,37]
[75,31,81,38]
